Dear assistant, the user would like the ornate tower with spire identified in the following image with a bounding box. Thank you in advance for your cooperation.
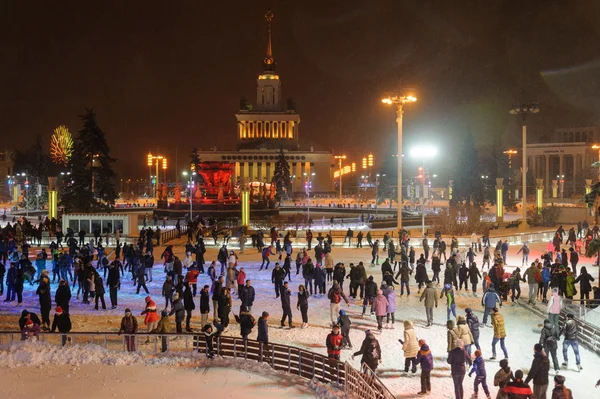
[236,9,300,150]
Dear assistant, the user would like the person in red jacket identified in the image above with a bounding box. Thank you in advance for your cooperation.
[326,324,343,360]
[503,369,533,398]
[141,295,159,342]
[185,263,200,297]
[236,267,247,295]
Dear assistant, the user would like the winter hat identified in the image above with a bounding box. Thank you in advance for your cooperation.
[465,308,472,314]
[146,300,157,310]
[161,310,168,317]
[124,308,132,314]
[145,295,152,303]
[514,370,524,380]
[456,339,464,349]
[444,283,451,290]
[457,315,466,323]
[55,306,63,314]
[418,339,426,346]
[554,375,566,385]
[534,343,543,352]
[339,309,345,316]
[365,329,372,335]
[25,319,34,327]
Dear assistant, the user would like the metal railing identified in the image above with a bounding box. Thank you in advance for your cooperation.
[0,331,391,399]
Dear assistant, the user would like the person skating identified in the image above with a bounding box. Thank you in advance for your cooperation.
[218,287,232,332]
[234,304,256,341]
[469,350,492,399]
[257,311,269,344]
[503,369,533,398]
[259,245,273,271]
[338,309,352,348]
[372,289,389,331]
[470,262,482,296]
[551,375,572,399]
[525,343,550,398]
[455,315,475,354]
[416,339,434,395]
[212,276,223,322]
[327,280,350,326]
[465,308,481,353]
[169,293,185,333]
[280,281,294,328]
[199,285,210,327]
[36,275,52,331]
[493,359,513,399]
[55,279,72,315]
[547,288,563,332]
[50,306,72,347]
[135,265,149,295]
[326,324,343,360]
[396,261,412,296]
[441,283,457,321]
[107,262,120,309]
[420,281,438,327]
[94,274,107,310]
[118,308,138,352]
[141,295,160,341]
[491,307,509,360]
[297,284,309,328]
[240,280,255,313]
[352,329,382,371]
[560,313,581,371]
[539,318,560,373]
[152,310,171,352]
[574,266,594,306]
[362,275,377,316]
[401,320,419,373]
[482,283,502,326]
[183,283,195,332]
[448,339,473,399]
[382,282,396,328]
[302,258,315,296]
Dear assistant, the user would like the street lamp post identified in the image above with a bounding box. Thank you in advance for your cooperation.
[182,171,196,220]
[509,103,540,231]
[382,93,417,230]
[304,172,315,222]
[334,155,346,201]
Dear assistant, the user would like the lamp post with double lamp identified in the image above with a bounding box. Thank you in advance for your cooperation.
[509,103,540,231]
[382,93,417,230]
[334,155,346,201]
[303,172,315,222]
[182,171,196,219]
[410,146,437,236]
[147,153,167,199]
[503,149,517,200]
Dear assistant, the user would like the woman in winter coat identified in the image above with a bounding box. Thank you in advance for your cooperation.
[539,318,560,372]
[297,284,309,328]
[372,289,389,331]
[141,295,160,337]
[447,320,459,352]
[168,293,185,334]
[324,253,334,282]
[234,304,256,340]
[564,269,576,299]
[574,266,595,306]
[352,330,382,371]
[382,283,396,329]
[493,359,513,399]
[118,308,138,351]
[402,320,419,373]
[465,308,481,353]
[547,288,563,332]
[454,314,474,354]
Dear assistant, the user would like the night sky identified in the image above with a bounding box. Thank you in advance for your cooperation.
[2,0,600,179]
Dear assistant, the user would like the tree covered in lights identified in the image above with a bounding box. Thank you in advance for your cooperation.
[61,109,117,213]
[271,148,291,201]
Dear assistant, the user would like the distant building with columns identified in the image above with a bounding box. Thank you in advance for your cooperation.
[527,126,599,197]
[197,11,334,194]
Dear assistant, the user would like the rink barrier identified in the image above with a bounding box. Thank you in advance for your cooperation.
[0,331,393,399]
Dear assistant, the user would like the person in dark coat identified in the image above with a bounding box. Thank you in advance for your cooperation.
[551,375,572,399]
[183,283,195,332]
[280,281,294,328]
[465,308,481,353]
[234,305,256,341]
[539,318,560,372]
[297,284,309,328]
[271,263,285,298]
[36,277,52,331]
[94,275,106,310]
[574,266,595,306]
[524,343,550,398]
[337,309,352,349]
[447,339,472,399]
[50,306,72,346]
[352,330,381,371]
[199,285,210,327]
[55,279,72,315]
[416,339,434,395]
[169,293,185,333]
[118,308,138,351]
[240,280,256,313]
[18,310,42,330]
[257,311,269,344]
[107,262,120,309]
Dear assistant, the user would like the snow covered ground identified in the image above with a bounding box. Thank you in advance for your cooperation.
[1,239,599,398]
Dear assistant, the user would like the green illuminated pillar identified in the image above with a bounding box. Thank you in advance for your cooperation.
[552,179,558,198]
[585,179,592,195]
[496,178,504,222]
[536,178,544,215]
[48,177,58,220]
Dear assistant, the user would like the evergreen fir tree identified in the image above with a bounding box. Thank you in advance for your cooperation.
[271,148,291,201]
[60,109,117,212]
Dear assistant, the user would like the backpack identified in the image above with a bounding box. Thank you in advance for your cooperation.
[333,291,341,304]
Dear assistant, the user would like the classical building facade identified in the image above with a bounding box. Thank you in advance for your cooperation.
[527,127,599,197]
[198,11,334,194]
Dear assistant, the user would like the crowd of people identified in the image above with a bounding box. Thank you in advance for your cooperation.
[2,217,599,398]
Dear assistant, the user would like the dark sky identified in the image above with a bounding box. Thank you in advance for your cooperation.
[2,0,600,179]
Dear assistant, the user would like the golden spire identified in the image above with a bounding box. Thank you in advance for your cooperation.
[263,9,276,71]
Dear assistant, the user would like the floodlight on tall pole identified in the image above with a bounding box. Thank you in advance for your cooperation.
[509,103,540,231]
[334,155,346,200]
[182,171,196,219]
[382,93,417,230]
[410,145,438,236]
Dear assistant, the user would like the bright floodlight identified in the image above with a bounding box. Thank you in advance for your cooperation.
[410,145,438,158]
